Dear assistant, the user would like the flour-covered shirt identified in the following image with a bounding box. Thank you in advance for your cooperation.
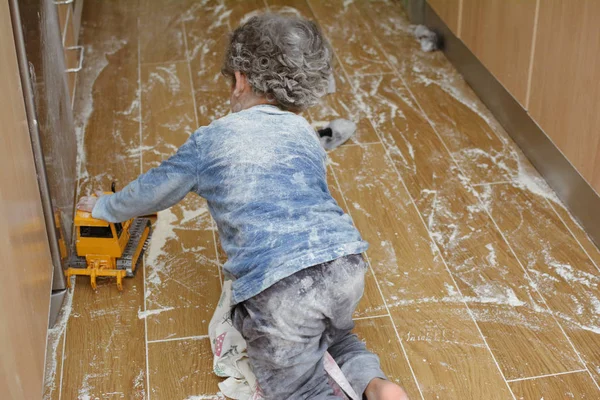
[93,105,369,304]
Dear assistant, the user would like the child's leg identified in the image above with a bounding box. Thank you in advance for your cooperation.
[234,300,340,399]
[232,254,368,400]
[327,331,387,397]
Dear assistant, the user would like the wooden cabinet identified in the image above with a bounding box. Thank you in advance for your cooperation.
[428,0,462,35]
[528,0,600,191]
[460,0,537,106]
[428,0,600,194]
[0,1,54,397]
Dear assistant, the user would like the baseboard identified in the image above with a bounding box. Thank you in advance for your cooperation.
[421,3,600,249]
[49,289,67,328]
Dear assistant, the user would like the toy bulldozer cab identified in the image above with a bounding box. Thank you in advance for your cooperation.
[66,191,151,291]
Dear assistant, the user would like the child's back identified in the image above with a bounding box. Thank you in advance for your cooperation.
[190,105,368,304]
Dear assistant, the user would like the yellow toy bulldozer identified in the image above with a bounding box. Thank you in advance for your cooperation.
[66,191,152,291]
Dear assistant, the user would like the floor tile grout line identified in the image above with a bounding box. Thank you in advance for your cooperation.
[306,1,421,396]
[505,368,589,384]
[323,10,500,395]
[477,176,600,392]
[349,72,397,78]
[328,165,425,400]
[57,288,69,400]
[398,81,600,389]
[353,314,390,321]
[140,59,189,67]
[546,198,600,274]
[382,135,518,399]
[386,46,599,393]
[345,7,516,397]
[147,334,210,344]
[182,19,224,287]
[138,17,152,400]
[138,17,143,176]
[471,181,513,187]
[351,6,594,394]
[359,3,600,388]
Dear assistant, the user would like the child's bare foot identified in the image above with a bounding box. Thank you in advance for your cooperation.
[365,378,409,400]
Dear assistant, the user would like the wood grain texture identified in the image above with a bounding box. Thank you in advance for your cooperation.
[460,0,536,106]
[144,196,222,341]
[61,275,146,398]
[48,1,600,398]
[549,202,600,272]
[528,0,600,192]
[351,74,583,380]
[141,61,222,340]
[428,0,461,35]
[43,328,64,400]
[330,144,513,399]
[141,61,196,170]
[354,317,420,397]
[307,0,393,76]
[328,170,390,318]
[148,338,221,399]
[185,0,231,93]
[75,0,141,195]
[139,11,186,64]
[353,0,539,187]
[0,2,54,397]
[510,371,600,400]
[478,183,600,386]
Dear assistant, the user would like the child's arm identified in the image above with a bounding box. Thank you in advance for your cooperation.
[90,133,199,223]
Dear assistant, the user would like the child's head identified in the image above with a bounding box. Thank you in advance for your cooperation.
[222,13,332,113]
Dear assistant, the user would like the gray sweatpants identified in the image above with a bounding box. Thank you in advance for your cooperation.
[232,254,387,400]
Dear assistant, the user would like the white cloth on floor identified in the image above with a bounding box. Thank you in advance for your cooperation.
[209,280,360,400]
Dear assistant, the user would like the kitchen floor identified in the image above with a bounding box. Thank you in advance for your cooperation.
[43,0,600,399]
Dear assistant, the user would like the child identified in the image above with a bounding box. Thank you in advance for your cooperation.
[79,13,409,400]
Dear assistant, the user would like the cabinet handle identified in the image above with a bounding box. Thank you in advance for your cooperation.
[65,45,83,73]
[54,0,74,4]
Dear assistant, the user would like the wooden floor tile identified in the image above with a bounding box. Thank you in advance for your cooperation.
[139,13,186,64]
[223,0,267,27]
[43,326,65,400]
[353,0,540,187]
[352,72,582,379]
[141,61,196,170]
[351,73,457,199]
[549,202,600,271]
[328,172,387,318]
[510,372,600,400]
[61,275,146,399]
[75,2,141,194]
[144,195,222,341]
[353,317,420,397]
[330,144,513,398]
[307,0,393,76]
[267,0,315,17]
[148,338,221,399]
[55,1,600,398]
[479,183,600,384]
[184,1,231,93]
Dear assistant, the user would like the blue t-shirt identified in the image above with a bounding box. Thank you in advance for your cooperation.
[93,105,369,304]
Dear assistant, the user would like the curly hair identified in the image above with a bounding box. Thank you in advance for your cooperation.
[222,13,332,112]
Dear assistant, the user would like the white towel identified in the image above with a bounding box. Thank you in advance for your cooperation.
[209,281,359,400]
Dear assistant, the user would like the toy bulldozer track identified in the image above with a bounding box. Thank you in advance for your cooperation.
[66,193,152,290]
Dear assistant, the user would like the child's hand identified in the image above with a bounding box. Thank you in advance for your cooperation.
[77,191,105,212]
